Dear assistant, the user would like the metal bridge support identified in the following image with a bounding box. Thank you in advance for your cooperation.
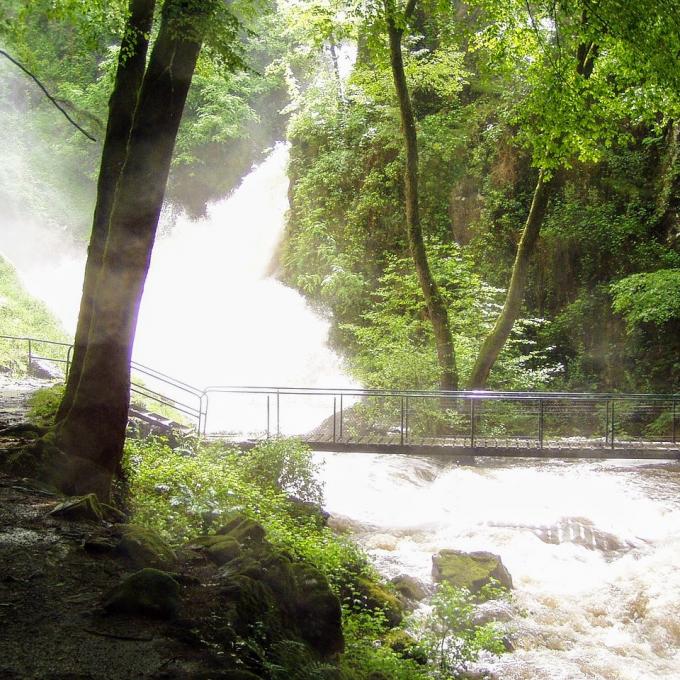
[470,398,476,448]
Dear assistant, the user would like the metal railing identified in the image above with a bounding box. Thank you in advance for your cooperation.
[2,335,678,455]
[1,335,206,432]
[199,385,679,454]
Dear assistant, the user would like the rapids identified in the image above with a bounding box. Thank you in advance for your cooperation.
[318,452,680,679]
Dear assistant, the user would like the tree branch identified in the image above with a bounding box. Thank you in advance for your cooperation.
[0,49,97,142]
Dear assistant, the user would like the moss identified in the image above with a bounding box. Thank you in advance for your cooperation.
[432,550,513,595]
[216,514,266,545]
[117,524,176,569]
[103,568,181,619]
[383,629,427,665]
[48,493,103,523]
[353,576,403,627]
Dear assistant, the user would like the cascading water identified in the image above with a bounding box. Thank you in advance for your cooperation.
[3,137,679,678]
[318,452,680,678]
[2,143,356,432]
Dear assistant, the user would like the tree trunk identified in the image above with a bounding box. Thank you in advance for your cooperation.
[56,0,156,422]
[55,0,208,499]
[385,2,458,392]
[467,171,553,389]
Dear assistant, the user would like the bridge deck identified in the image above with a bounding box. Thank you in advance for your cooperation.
[233,434,680,460]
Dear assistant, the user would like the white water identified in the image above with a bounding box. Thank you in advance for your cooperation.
[3,134,680,678]
[318,452,680,678]
[1,144,356,432]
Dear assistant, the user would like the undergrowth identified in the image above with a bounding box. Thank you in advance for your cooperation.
[123,435,510,679]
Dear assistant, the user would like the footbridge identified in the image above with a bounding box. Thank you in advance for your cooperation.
[2,335,679,460]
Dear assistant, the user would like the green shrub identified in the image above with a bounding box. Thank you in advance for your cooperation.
[411,581,508,679]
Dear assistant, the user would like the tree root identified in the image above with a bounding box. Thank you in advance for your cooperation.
[0,422,49,438]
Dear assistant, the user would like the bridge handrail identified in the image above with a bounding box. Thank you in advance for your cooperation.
[202,384,679,401]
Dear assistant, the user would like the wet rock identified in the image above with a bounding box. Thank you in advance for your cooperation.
[389,574,429,605]
[117,524,176,569]
[472,599,515,626]
[432,549,513,594]
[48,494,103,523]
[383,629,427,664]
[287,496,330,527]
[103,568,180,619]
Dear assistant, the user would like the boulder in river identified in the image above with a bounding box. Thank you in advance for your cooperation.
[432,549,513,593]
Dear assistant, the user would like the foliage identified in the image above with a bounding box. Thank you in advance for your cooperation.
[611,269,680,331]
[0,257,69,372]
[340,610,430,680]
[412,581,508,679]
[237,438,324,505]
[342,245,561,392]
[123,437,369,591]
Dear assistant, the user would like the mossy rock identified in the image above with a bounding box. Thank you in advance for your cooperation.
[352,576,403,627]
[289,563,344,658]
[432,549,513,594]
[103,568,180,619]
[48,493,103,522]
[389,574,429,605]
[188,534,244,566]
[383,629,427,665]
[216,544,343,660]
[216,514,266,545]
[117,524,176,569]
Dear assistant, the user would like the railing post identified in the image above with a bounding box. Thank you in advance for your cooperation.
[605,400,610,445]
[333,397,337,443]
[405,396,409,444]
[266,395,270,439]
[400,396,404,446]
[470,397,475,448]
[276,390,280,436]
[539,399,544,449]
[673,398,677,445]
[27,338,32,370]
[201,393,209,437]
[65,345,73,377]
[611,399,615,449]
[339,394,343,440]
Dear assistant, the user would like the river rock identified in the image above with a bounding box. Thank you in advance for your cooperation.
[432,549,513,593]
[389,574,430,604]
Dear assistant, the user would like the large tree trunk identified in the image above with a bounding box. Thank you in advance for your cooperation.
[55,0,208,499]
[467,171,553,389]
[56,0,156,422]
[385,0,458,392]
